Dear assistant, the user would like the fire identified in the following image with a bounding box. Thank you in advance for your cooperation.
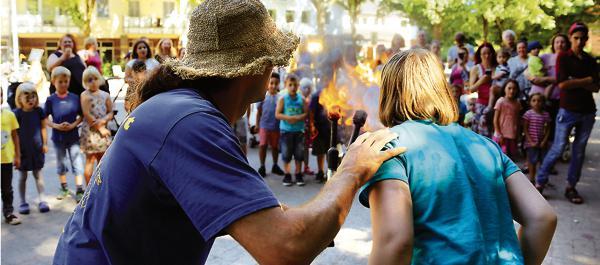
[318,61,384,131]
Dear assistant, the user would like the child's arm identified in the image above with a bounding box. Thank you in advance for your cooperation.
[41,118,48,153]
[81,93,97,126]
[506,171,557,265]
[523,119,534,148]
[540,118,551,148]
[100,94,115,125]
[493,106,502,136]
[367,180,414,265]
[11,129,20,169]
[275,97,295,123]
[256,103,263,130]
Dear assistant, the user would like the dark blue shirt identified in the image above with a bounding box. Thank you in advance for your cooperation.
[44,93,81,144]
[309,91,330,133]
[53,89,279,265]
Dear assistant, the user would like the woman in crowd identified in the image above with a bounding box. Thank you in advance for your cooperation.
[47,34,87,96]
[79,37,103,74]
[508,40,531,100]
[154,38,176,63]
[124,40,160,85]
[360,48,556,265]
[469,42,497,137]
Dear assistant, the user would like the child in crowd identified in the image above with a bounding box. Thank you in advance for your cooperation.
[493,80,522,158]
[527,41,550,95]
[299,77,314,175]
[491,49,511,109]
[463,97,477,129]
[309,88,330,183]
[523,93,551,183]
[275,73,307,186]
[80,67,113,184]
[256,72,285,177]
[45,66,85,202]
[1,89,22,224]
[125,60,147,113]
[13,82,49,214]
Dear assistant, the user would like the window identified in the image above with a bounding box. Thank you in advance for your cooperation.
[129,1,140,17]
[97,0,109,18]
[163,1,175,18]
[26,0,39,15]
[45,41,59,59]
[98,41,114,63]
[285,11,294,23]
[301,11,310,24]
[268,9,276,19]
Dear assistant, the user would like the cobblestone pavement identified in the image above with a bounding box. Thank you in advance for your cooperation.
[1,90,599,264]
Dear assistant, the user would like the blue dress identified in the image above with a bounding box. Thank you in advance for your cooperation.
[14,107,45,171]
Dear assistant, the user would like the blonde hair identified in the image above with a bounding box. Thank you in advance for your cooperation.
[83,37,98,49]
[15,82,39,109]
[82,66,106,89]
[155,38,175,58]
[51,66,71,81]
[379,49,458,127]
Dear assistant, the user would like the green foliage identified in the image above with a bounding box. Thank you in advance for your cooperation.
[380,0,596,51]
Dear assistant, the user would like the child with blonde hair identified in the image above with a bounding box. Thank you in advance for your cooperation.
[14,82,49,214]
[360,49,556,264]
[45,66,85,202]
[80,67,113,184]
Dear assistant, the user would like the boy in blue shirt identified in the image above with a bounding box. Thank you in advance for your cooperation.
[45,66,84,202]
[275,73,307,186]
[256,72,285,177]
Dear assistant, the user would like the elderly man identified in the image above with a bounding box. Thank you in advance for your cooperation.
[535,22,599,204]
[52,1,405,264]
[502,29,518,57]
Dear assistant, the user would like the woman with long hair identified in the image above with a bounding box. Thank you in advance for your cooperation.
[154,38,176,63]
[469,42,498,137]
[124,39,160,85]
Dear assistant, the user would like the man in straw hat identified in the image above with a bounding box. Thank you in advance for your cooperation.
[53,1,405,264]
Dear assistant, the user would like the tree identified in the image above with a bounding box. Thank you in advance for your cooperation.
[311,0,331,36]
[48,0,96,37]
[335,0,369,42]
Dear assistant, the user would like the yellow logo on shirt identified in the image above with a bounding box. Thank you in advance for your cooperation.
[124,117,135,130]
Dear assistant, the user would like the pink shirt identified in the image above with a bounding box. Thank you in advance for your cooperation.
[540,53,559,100]
[522,109,551,148]
[494,97,521,139]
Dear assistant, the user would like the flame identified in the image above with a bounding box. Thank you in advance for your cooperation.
[318,61,384,131]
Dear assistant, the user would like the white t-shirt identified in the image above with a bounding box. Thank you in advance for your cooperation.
[126,58,160,72]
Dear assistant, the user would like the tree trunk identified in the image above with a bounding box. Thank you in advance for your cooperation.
[482,15,489,42]
[83,0,95,37]
[432,23,442,41]
[494,19,503,46]
[312,0,326,36]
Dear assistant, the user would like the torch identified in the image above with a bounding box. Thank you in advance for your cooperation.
[348,110,368,146]
[326,108,341,181]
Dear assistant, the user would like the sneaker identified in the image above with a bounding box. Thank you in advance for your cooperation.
[19,203,30,215]
[57,188,70,200]
[272,164,285,175]
[75,191,84,203]
[38,201,50,213]
[303,166,315,175]
[4,214,21,225]
[315,171,326,183]
[283,174,293,186]
[258,166,267,177]
[295,174,305,186]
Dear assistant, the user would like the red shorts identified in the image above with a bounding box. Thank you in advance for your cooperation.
[259,128,280,148]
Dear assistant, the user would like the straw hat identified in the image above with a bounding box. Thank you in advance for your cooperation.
[164,0,299,79]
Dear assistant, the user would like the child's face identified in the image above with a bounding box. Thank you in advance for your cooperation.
[85,75,100,92]
[20,92,38,110]
[530,48,540,56]
[468,99,476,112]
[530,95,543,111]
[497,54,507,64]
[504,82,518,99]
[268,77,279,94]
[286,79,299,95]
[53,75,70,94]
[133,71,146,82]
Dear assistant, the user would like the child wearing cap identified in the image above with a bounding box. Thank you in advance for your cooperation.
[527,41,550,96]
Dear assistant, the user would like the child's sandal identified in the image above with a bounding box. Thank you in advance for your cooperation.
[565,188,584,204]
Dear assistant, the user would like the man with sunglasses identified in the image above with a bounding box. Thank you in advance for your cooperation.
[447,32,475,69]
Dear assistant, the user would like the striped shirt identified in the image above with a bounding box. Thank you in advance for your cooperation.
[522,109,551,148]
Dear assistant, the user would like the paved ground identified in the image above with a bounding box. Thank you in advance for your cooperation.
[1,84,599,264]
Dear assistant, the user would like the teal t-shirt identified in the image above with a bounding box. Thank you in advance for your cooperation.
[360,120,524,265]
[279,93,305,132]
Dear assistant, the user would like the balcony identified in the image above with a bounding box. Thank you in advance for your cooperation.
[123,14,185,35]
[15,13,80,35]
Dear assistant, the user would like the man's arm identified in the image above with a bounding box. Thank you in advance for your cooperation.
[506,171,557,265]
[227,130,406,265]
[368,179,413,265]
[558,76,594,91]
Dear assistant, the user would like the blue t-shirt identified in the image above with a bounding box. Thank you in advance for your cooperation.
[359,120,524,265]
[258,93,279,131]
[279,93,304,132]
[44,93,81,144]
[53,89,279,265]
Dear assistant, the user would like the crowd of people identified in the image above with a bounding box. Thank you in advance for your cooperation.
[0,34,181,225]
[0,0,597,263]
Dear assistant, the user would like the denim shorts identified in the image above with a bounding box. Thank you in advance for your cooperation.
[526,147,545,165]
[280,131,304,163]
[54,141,84,176]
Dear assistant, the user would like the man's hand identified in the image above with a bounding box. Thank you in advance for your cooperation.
[13,157,21,169]
[337,129,407,186]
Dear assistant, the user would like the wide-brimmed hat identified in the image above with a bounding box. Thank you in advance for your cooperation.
[164,0,299,79]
